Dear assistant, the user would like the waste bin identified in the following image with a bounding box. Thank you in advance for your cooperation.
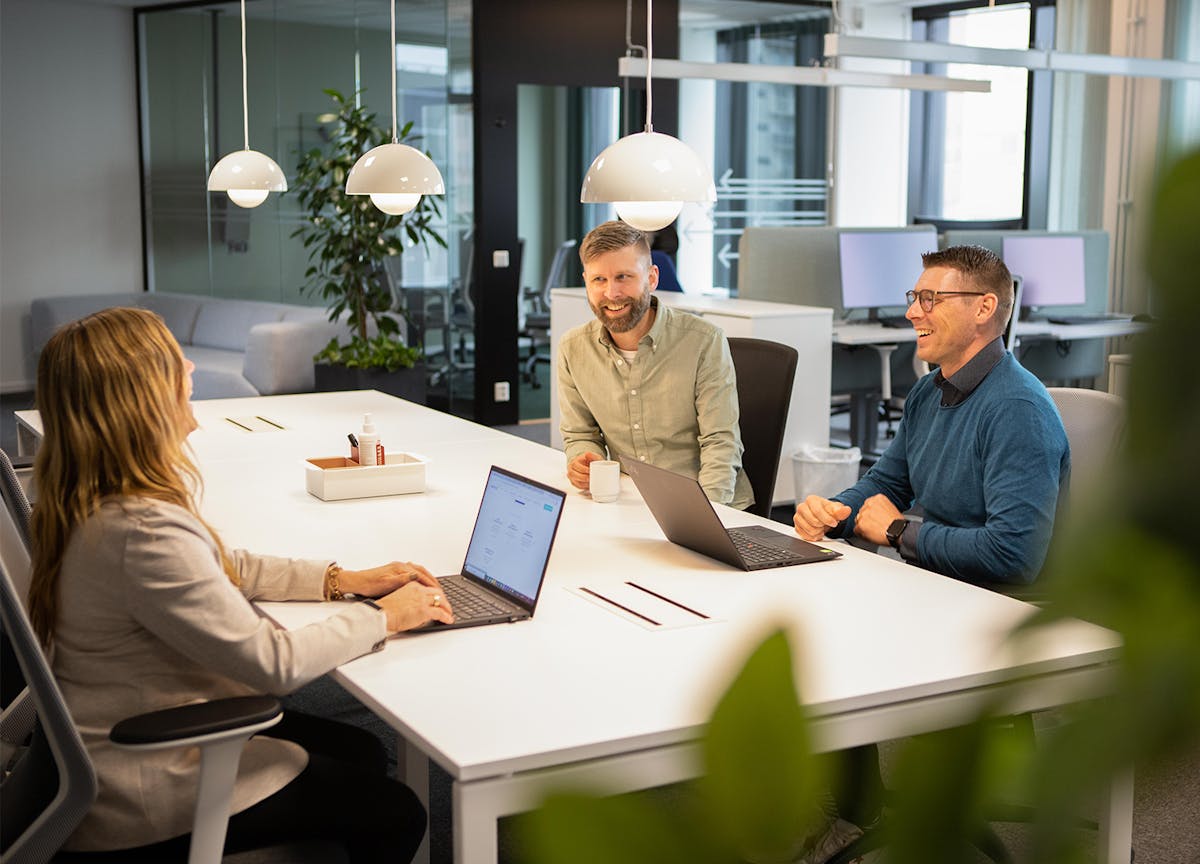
[791,445,861,502]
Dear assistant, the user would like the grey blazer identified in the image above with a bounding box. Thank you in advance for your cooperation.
[52,497,387,851]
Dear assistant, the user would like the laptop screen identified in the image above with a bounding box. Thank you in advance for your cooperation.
[461,467,566,609]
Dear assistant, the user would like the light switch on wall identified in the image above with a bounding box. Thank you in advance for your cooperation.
[492,249,510,268]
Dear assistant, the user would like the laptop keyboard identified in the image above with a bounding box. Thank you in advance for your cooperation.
[441,578,510,618]
[728,529,800,566]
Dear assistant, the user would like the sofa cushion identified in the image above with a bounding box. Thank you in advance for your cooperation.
[183,346,258,399]
[139,294,203,345]
[192,301,287,352]
[30,293,141,354]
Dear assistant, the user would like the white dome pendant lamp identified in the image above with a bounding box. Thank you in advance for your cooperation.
[206,0,286,208]
[580,0,715,231]
[345,0,444,215]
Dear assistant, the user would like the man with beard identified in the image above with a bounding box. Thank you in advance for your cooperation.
[557,220,753,510]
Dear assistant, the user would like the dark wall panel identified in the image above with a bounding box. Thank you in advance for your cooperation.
[471,0,680,425]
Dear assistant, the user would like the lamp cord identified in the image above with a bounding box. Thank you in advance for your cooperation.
[644,0,653,133]
[389,0,398,143]
[239,0,249,151]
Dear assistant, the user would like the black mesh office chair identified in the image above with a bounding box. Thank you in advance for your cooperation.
[522,239,578,389]
[727,338,798,519]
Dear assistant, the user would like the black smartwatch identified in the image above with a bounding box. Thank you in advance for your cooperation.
[886,518,910,550]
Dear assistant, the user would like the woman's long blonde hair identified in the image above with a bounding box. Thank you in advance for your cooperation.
[28,307,235,646]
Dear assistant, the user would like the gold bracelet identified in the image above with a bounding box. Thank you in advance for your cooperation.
[325,562,344,601]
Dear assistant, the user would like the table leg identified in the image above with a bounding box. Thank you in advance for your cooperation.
[401,737,432,864]
[1097,766,1133,864]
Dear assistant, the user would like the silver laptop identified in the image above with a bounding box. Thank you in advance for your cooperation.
[625,459,841,571]
[421,466,566,631]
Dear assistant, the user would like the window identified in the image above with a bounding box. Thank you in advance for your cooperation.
[909,1,1056,226]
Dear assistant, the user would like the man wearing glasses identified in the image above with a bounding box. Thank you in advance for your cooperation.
[793,245,1069,585]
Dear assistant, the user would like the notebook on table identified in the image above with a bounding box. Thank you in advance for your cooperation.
[625,459,841,571]
[418,466,566,631]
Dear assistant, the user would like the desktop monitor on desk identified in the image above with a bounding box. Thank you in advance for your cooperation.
[1001,235,1086,315]
[838,227,938,321]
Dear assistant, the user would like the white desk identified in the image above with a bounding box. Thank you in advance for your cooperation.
[830,318,1148,454]
[16,393,1129,863]
[549,289,833,505]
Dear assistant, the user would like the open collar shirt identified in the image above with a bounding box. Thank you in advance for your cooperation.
[557,297,753,509]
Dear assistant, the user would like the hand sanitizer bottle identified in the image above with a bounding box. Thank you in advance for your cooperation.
[359,413,380,466]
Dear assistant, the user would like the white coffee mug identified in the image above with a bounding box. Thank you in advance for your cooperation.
[589,459,621,503]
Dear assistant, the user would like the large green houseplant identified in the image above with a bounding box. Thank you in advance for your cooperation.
[291,88,445,399]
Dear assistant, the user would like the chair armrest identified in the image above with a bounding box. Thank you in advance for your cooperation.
[109,695,282,751]
[243,320,341,395]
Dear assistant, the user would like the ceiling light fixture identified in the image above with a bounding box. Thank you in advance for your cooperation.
[618,56,990,93]
[824,34,1200,81]
[580,0,715,232]
[345,0,444,215]
[206,0,286,208]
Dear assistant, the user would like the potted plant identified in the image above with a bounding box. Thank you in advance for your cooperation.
[291,88,445,402]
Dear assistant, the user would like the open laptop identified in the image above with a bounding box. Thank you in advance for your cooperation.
[421,466,566,631]
[625,459,841,571]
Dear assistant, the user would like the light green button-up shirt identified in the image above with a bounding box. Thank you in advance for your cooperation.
[557,298,753,510]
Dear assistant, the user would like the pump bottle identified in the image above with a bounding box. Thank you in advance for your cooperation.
[359,413,380,466]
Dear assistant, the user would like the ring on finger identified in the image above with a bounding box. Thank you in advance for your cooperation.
[432,594,442,607]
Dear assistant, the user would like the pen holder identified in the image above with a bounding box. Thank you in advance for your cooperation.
[304,452,428,500]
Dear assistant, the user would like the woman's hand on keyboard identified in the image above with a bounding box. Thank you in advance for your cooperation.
[377,581,456,632]
[341,561,441,598]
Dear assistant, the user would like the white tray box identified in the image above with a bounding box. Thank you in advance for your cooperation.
[305,453,427,500]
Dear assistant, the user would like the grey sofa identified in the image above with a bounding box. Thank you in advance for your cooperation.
[30,292,342,400]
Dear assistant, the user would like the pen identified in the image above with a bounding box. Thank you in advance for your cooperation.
[579,587,661,626]
[625,581,709,619]
[348,433,359,447]
[225,417,253,432]
[256,415,285,430]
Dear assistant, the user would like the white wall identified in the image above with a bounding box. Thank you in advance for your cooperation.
[0,0,143,392]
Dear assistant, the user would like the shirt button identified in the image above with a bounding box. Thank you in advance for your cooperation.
[633,423,640,430]
[630,389,637,395]
[639,453,646,459]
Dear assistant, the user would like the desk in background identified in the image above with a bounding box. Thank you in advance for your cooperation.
[830,317,1147,454]
[549,289,833,506]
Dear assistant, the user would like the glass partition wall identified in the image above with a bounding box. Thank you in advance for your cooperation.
[137,0,474,414]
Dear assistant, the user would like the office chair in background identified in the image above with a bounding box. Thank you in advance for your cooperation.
[650,251,683,293]
[727,338,798,519]
[521,239,577,389]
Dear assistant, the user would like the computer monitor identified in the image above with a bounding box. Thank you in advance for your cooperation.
[1001,235,1086,310]
[838,228,938,317]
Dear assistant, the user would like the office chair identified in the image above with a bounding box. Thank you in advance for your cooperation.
[0,507,332,864]
[0,450,31,551]
[1046,387,1126,512]
[727,338,798,519]
[521,239,578,389]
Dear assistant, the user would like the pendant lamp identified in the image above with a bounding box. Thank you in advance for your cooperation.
[345,0,444,215]
[580,0,715,231]
[207,0,286,208]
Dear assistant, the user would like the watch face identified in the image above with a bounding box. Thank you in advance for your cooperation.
[887,519,907,546]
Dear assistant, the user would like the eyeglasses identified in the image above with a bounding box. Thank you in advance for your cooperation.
[905,289,987,313]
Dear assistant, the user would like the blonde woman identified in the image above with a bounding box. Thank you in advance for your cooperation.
[29,307,453,862]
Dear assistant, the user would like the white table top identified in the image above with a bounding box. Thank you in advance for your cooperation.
[19,392,1121,785]
[183,393,1118,785]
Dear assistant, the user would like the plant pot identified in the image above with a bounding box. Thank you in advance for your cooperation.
[314,362,428,404]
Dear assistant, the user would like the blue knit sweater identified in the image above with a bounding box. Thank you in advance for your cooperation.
[832,353,1070,584]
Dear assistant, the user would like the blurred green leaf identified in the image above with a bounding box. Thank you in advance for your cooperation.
[700,629,826,863]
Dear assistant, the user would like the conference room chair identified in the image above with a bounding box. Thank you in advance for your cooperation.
[0,450,31,552]
[1046,387,1126,512]
[727,337,799,519]
[521,239,577,389]
[0,508,340,864]
[650,250,683,292]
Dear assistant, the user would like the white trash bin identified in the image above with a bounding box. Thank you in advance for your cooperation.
[791,446,861,502]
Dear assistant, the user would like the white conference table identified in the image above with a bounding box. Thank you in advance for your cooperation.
[15,391,1129,863]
